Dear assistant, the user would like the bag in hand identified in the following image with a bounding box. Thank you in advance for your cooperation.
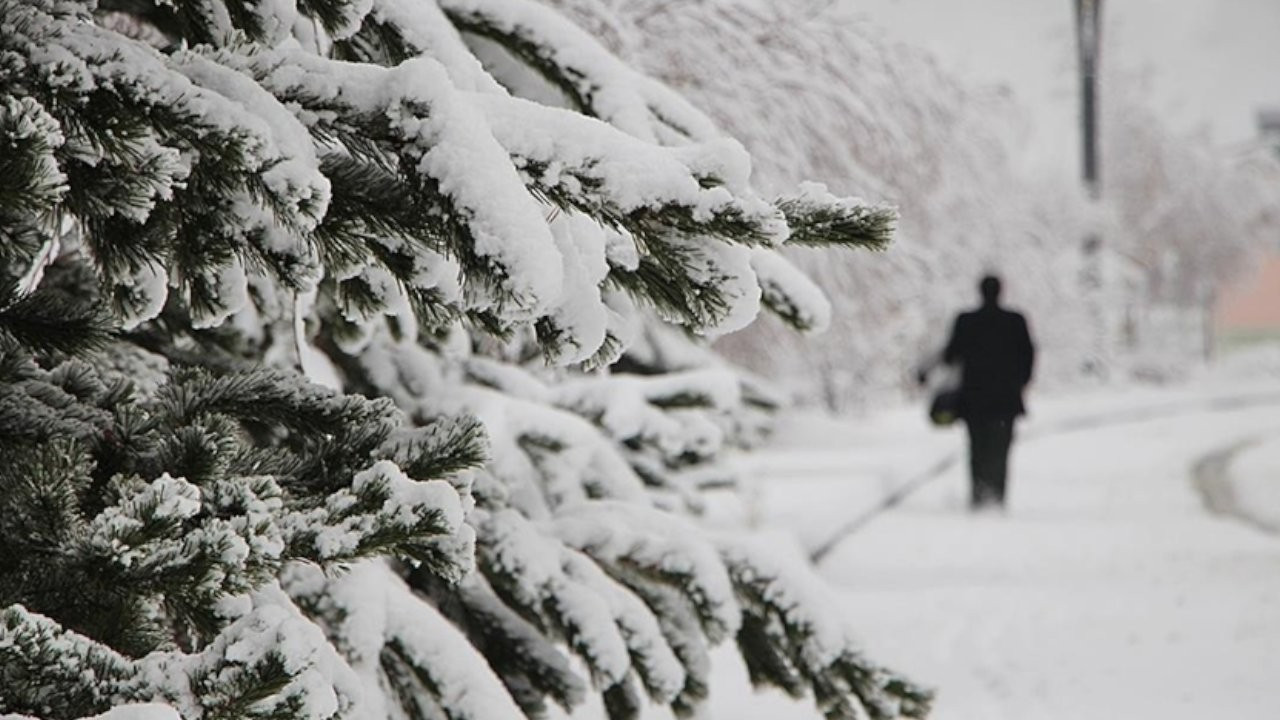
[929,388,962,427]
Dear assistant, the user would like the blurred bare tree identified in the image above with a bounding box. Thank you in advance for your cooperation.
[549,0,1280,408]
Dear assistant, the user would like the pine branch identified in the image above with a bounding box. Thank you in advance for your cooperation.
[411,570,588,717]
[445,8,594,115]
[777,191,897,251]
[0,283,114,357]
[0,440,93,610]
[0,3,925,719]
[331,10,419,66]
[720,543,934,720]
[154,368,396,441]
[604,565,712,717]
[378,417,490,482]
[0,95,67,221]
[295,0,371,39]
[315,152,449,272]
[0,606,139,719]
[281,461,470,576]
[220,44,549,318]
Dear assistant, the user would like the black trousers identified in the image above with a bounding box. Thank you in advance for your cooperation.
[964,417,1015,508]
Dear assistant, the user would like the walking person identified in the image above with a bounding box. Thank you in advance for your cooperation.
[940,275,1035,509]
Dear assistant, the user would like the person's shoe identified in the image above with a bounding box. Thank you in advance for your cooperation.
[970,498,1006,515]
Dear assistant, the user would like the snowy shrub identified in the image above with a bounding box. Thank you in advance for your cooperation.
[0,1,928,719]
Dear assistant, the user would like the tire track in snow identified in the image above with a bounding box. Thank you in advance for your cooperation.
[1192,437,1280,536]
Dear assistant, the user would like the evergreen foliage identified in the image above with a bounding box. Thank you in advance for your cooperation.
[0,1,928,719]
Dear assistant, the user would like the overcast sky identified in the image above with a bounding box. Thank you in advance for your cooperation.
[852,0,1280,173]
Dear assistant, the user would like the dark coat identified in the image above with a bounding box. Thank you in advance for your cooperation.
[943,304,1035,419]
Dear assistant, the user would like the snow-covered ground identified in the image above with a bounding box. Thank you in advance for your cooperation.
[703,368,1280,719]
[1232,437,1280,534]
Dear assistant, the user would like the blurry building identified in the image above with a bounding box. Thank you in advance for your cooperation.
[1212,109,1280,351]
[1260,108,1280,157]
[1215,256,1280,349]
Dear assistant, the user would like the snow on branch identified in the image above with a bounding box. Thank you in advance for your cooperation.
[439,0,720,144]
[219,43,565,322]
[279,460,473,575]
[0,602,359,720]
[1,1,325,326]
[751,248,834,333]
[472,93,784,248]
[552,501,741,643]
[475,508,636,688]
[336,0,507,93]
[553,368,740,507]
[284,560,525,720]
[0,606,140,717]
[0,2,922,719]
[719,537,933,720]
[426,570,589,716]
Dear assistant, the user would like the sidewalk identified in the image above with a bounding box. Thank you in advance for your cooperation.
[720,378,1280,720]
[724,378,1280,560]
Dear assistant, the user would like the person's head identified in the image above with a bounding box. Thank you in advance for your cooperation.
[979,274,1002,306]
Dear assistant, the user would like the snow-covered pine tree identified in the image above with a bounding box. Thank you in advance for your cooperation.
[0,2,929,719]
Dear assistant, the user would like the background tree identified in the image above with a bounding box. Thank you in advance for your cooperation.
[0,1,927,719]
[545,0,1280,409]
[1101,69,1280,370]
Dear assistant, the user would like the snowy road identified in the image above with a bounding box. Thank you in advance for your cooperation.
[713,382,1280,720]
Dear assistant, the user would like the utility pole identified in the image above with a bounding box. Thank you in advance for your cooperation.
[1075,0,1107,374]
[1076,0,1102,200]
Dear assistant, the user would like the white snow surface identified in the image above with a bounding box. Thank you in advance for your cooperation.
[689,372,1280,720]
[1230,437,1280,534]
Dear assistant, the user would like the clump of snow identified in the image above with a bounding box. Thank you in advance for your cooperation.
[141,603,349,720]
[118,261,169,331]
[542,213,610,365]
[84,475,202,565]
[560,548,686,701]
[670,235,761,338]
[0,94,66,186]
[465,384,648,509]
[294,287,343,390]
[750,248,832,333]
[718,535,852,669]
